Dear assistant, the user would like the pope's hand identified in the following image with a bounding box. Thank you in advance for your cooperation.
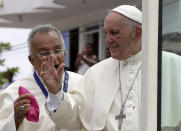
[40,55,65,94]
[14,94,31,129]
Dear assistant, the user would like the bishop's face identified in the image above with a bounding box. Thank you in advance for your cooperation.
[104,12,136,60]
[28,30,65,76]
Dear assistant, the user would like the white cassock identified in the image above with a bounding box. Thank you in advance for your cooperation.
[51,52,141,131]
[162,51,181,131]
[0,71,82,131]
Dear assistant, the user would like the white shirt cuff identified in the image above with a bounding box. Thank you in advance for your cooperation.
[46,88,64,114]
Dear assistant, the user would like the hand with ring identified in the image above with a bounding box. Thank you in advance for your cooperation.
[14,94,31,129]
[19,105,25,111]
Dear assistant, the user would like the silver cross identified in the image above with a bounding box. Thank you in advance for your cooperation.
[115,109,126,130]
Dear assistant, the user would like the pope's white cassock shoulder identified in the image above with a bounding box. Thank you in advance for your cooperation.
[0,71,82,131]
[51,52,141,131]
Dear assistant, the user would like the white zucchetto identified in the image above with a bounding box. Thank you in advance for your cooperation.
[110,5,142,24]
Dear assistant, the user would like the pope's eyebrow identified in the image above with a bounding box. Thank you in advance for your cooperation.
[110,29,119,35]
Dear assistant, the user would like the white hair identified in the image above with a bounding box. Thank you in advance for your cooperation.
[123,16,141,31]
[27,24,65,54]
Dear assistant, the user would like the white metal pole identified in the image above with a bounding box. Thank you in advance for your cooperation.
[141,0,159,130]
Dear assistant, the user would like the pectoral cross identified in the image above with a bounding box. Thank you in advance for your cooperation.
[115,109,126,130]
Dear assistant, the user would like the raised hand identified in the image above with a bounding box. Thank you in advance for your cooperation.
[40,55,65,94]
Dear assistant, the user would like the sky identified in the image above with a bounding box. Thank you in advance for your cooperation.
[0,27,33,80]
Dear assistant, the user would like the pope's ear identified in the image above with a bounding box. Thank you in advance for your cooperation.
[28,55,34,66]
[133,26,142,42]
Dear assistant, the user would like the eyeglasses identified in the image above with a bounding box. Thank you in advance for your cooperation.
[32,49,65,57]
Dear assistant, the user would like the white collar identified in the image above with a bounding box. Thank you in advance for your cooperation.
[124,51,141,64]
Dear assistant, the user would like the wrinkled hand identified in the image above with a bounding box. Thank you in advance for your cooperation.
[14,94,31,129]
[40,55,65,94]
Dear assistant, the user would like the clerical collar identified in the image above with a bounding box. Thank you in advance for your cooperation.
[124,51,141,64]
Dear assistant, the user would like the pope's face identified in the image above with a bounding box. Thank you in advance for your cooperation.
[28,30,65,76]
[104,12,136,60]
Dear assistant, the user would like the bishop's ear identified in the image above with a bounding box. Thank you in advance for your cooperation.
[28,55,34,66]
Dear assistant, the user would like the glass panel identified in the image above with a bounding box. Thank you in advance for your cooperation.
[162,0,181,130]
